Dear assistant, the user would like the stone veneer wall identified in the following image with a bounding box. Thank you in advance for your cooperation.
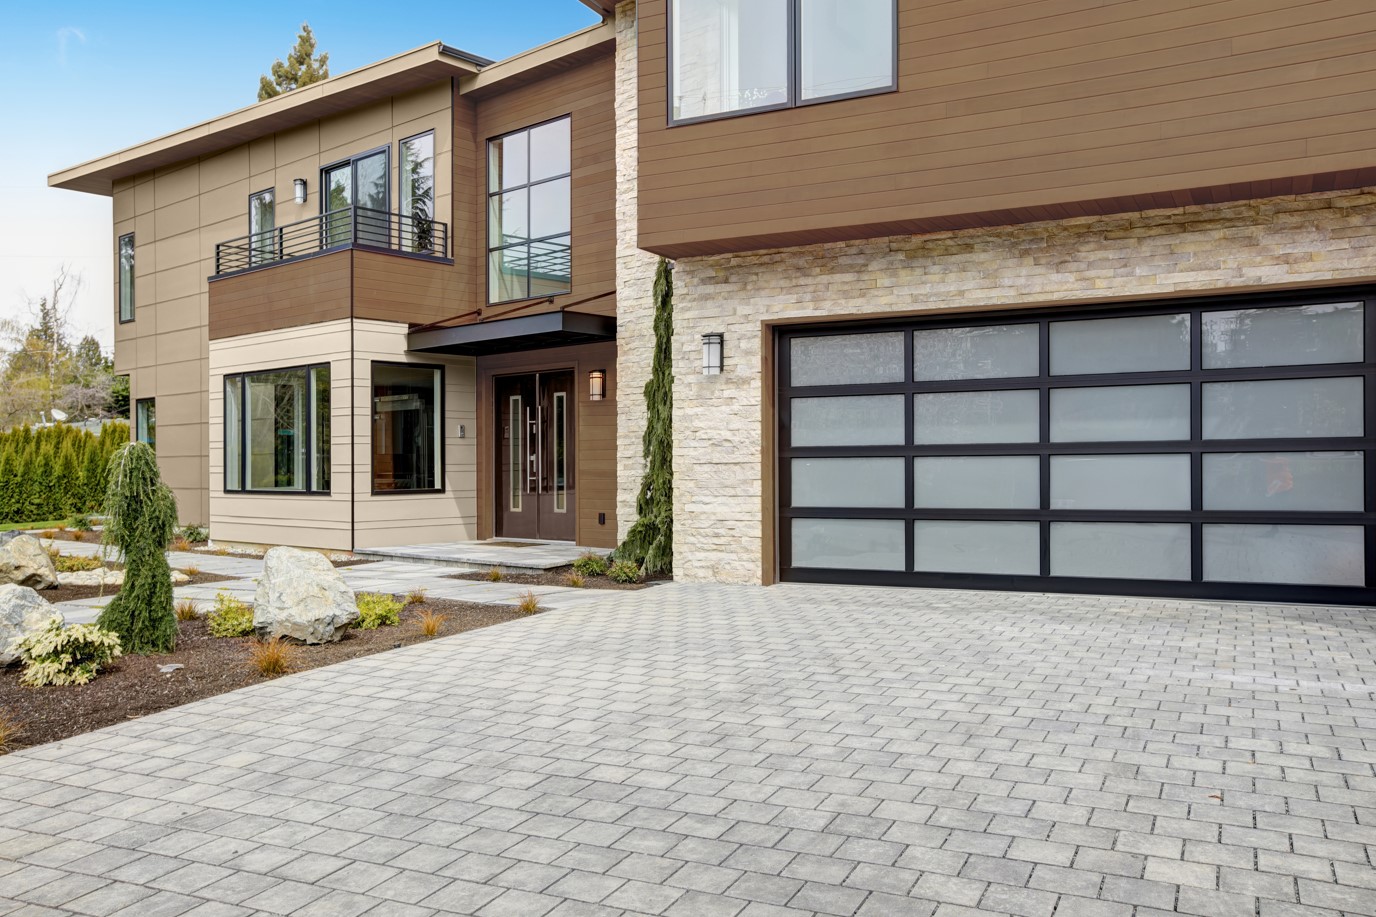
[613,0,661,543]
[659,188,1376,584]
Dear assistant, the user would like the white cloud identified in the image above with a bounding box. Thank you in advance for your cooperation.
[56,27,87,66]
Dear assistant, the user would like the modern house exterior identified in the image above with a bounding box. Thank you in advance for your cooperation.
[51,0,1376,606]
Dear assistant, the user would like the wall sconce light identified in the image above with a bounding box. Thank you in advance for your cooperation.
[588,369,606,401]
[702,333,723,375]
[293,178,308,204]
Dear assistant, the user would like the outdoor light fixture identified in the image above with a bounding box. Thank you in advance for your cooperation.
[293,178,308,204]
[702,333,723,375]
[588,369,606,401]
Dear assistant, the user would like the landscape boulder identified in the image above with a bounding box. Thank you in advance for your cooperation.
[0,584,62,665]
[253,546,357,644]
[0,534,58,589]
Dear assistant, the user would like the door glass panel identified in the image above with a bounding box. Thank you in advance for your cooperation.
[1202,377,1363,439]
[914,521,1039,575]
[1204,524,1364,586]
[913,324,1038,381]
[1203,451,1364,512]
[1051,313,1190,375]
[353,151,389,246]
[790,332,904,386]
[509,395,522,511]
[792,519,904,570]
[322,163,351,246]
[914,456,1040,509]
[791,458,904,508]
[249,189,275,265]
[1050,454,1191,510]
[792,395,905,446]
[1050,523,1191,581]
[1202,302,1363,369]
[1051,384,1190,442]
[914,390,1039,444]
[553,392,567,512]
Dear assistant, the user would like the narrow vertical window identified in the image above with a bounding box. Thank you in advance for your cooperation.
[135,398,156,450]
[118,233,135,323]
[249,189,275,265]
[399,132,435,254]
[553,391,567,512]
[488,117,572,303]
[509,394,523,511]
[372,363,442,492]
[312,365,331,493]
[225,377,243,491]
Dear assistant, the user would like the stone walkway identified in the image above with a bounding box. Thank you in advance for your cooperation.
[356,541,597,573]
[3,583,1374,916]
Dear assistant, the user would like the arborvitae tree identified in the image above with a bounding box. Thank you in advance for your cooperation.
[0,446,16,523]
[79,438,105,512]
[614,258,674,575]
[98,443,177,654]
[258,24,329,101]
[27,444,56,521]
[54,439,80,517]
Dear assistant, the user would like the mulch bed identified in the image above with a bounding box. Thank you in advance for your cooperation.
[0,598,524,755]
[449,565,661,590]
[40,571,239,605]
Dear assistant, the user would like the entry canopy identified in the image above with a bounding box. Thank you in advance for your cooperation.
[408,311,615,356]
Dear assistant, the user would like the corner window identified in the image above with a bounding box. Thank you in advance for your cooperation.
[670,0,896,123]
[118,233,135,322]
[487,117,572,304]
[399,132,436,254]
[249,189,275,266]
[135,398,155,450]
[224,365,330,494]
[372,363,442,492]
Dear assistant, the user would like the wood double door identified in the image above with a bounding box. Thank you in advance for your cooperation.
[495,370,576,541]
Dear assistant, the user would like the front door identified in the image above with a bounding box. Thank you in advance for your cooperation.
[496,370,576,541]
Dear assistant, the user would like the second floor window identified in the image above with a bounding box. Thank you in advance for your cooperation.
[118,233,134,322]
[249,189,275,266]
[399,132,436,254]
[671,0,896,123]
[487,117,572,304]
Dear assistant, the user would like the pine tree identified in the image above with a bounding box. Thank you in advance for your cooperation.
[98,442,178,654]
[614,258,674,575]
[258,24,330,101]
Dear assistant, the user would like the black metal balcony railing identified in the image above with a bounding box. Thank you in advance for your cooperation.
[214,206,449,275]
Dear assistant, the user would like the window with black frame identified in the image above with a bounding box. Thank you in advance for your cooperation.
[399,132,436,254]
[135,398,155,450]
[223,365,330,494]
[372,363,442,492]
[118,233,135,323]
[487,117,572,303]
[249,189,275,266]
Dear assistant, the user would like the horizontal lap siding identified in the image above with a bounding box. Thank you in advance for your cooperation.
[352,250,465,326]
[208,251,352,339]
[636,0,1376,256]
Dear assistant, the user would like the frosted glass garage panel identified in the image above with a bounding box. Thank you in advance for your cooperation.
[914,390,1039,444]
[1050,523,1191,581]
[914,456,1040,509]
[1202,377,1363,440]
[1203,452,1364,512]
[791,395,905,446]
[912,324,1039,381]
[914,521,1040,575]
[1202,302,1364,369]
[1050,454,1191,510]
[792,458,905,508]
[792,519,905,571]
[1204,524,1365,587]
[791,332,905,386]
[1051,384,1190,442]
[1051,313,1190,375]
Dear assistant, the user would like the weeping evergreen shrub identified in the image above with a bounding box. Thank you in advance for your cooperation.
[97,442,178,654]
[614,258,674,575]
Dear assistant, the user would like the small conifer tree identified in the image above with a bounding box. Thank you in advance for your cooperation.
[98,442,178,654]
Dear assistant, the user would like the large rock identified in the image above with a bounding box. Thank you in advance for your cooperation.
[0,584,63,666]
[0,534,57,589]
[253,546,357,644]
[57,568,123,587]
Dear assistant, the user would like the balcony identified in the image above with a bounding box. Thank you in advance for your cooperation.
[213,206,449,277]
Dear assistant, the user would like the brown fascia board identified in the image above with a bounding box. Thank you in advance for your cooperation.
[457,20,614,100]
[49,42,486,196]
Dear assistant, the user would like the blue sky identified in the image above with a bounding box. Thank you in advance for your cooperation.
[0,1,601,348]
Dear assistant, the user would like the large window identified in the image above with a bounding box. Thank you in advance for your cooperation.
[249,189,275,266]
[135,398,155,450]
[670,0,895,123]
[322,147,389,247]
[487,117,572,304]
[399,132,436,254]
[224,365,330,494]
[372,363,442,493]
[118,233,135,323]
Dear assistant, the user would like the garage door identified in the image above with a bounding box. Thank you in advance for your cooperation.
[777,291,1375,605]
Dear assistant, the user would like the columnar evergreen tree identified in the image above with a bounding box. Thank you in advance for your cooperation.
[54,439,80,516]
[97,442,178,654]
[614,258,674,574]
[78,441,104,512]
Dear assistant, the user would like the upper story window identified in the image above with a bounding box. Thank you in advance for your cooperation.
[118,233,135,323]
[399,131,435,254]
[249,189,275,266]
[670,0,896,124]
[322,147,389,247]
[487,117,572,304]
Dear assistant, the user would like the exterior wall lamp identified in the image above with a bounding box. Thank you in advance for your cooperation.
[293,178,308,204]
[702,332,724,375]
[588,369,606,401]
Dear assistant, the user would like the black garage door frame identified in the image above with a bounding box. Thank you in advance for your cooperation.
[776,285,1376,606]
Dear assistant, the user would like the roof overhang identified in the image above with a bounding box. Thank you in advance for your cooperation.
[49,42,488,196]
[458,21,614,99]
[576,0,617,15]
[408,311,616,356]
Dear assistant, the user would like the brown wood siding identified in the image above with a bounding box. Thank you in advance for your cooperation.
[637,0,1376,258]
[475,342,618,549]
[352,250,464,326]
[208,251,352,339]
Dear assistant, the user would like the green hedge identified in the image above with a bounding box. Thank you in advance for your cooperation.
[0,422,129,525]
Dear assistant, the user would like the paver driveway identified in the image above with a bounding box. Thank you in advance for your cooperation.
[2,583,1374,917]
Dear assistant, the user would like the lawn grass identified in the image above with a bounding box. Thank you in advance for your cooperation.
[0,519,70,533]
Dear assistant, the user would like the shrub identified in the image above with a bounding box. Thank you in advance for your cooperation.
[212,545,229,556]
[405,588,427,606]
[178,525,209,543]
[566,571,586,588]
[0,711,22,754]
[170,536,192,552]
[249,639,297,678]
[486,566,504,582]
[572,553,608,577]
[181,564,200,577]
[69,514,95,532]
[98,443,177,654]
[70,530,85,542]
[357,593,402,629]
[418,609,446,637]
[608,561,642,584]
[174,599,201,621]
[47,550,102,573]
[17,619,123,687]
[516,590,542,615]
[207,592,254,637]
